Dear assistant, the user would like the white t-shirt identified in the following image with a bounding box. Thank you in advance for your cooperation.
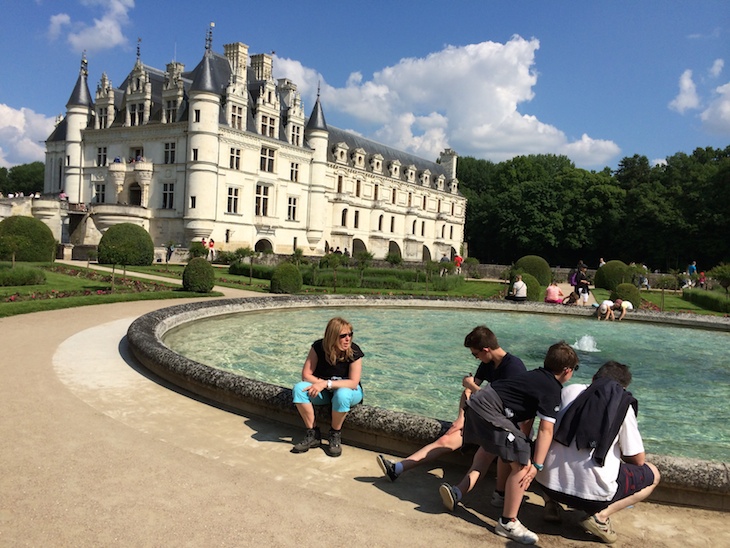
[513,280,527,298]
[537,383,644,501]
[599,300,614,314]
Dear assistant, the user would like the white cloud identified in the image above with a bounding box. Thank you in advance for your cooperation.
[669,69,700,113]
[709,59,724,78]
[0,104,56,168]
[700,82,730,134]
[275,36,620,168]
[48,0,134,54]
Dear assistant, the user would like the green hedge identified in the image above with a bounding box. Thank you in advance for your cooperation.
[98,223,154,266]
[515,255,552,286]
[610,283,641,306]
[182,257,215,293]
[270,262,303,294]
[0,216,56,263]
[430,275,466,292]
[0,264,47,286]
[594,260,629,291]
[228,261,275,280]
[682,288,730,313]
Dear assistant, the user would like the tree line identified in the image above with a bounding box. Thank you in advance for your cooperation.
[0,162,44,197]
[457,147,730,271]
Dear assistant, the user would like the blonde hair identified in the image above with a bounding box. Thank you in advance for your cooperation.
[322,317,354,366]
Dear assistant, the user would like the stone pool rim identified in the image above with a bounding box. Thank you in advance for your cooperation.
[126,294,730,511]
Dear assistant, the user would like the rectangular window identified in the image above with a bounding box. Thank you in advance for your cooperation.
[261,115,275,137]
[255,184,269,216]
[287,196,298,221]
[392,188,397,204]
[227,187,239,214]
[130,103,144,126]
[260,147,275,172]
[96,146,107,167]
[421,221,425,236]
[194,109,201,123]
[354,210,359,228]
[192,148,198,161]
[164,142,176,164]
[422,195,427,209]
[94,183,105,203]
[165,100,177,123]
[98,108,108,129]
[337,175,343,193]
[190,196,196,209]
[291,125,301,146]
[356,180,361,197]
[162,183,174,209]
[390,216,395,232]
[231,105,243,130]
[229,148,241,170]
[374,184,379,201]
[290,162,299,182]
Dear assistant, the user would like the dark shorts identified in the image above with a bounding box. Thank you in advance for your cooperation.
[539,462,655,514]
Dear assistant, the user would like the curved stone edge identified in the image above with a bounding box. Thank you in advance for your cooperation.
[126,294,730,511]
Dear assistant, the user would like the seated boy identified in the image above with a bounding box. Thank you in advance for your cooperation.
[440,341,579,545]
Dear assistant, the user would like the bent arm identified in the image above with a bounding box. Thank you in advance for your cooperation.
[332,358,361,390]
[622,451,646,466]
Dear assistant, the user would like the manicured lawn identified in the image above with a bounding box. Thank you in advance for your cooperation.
[0,263,221,318]
[591,287,722,315]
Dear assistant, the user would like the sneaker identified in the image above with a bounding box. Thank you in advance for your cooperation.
[580,515,618,544]
[292,427,320,453]
[495,518,539,545]
[439,482,459,512]
[376,454,399,481]
[325,429,342,457]
[490,490,505,508]
[543,498,562,523]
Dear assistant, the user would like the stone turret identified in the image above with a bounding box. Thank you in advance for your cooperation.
[64,53,93,204]
[304,96,329,247]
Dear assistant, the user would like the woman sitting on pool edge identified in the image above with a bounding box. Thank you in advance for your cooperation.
[291,317,364,457]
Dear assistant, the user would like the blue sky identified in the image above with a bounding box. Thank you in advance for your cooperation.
[0,0,728,170]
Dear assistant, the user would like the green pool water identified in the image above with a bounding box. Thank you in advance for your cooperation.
[163,307,730,462]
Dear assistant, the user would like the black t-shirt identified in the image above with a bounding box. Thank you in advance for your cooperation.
[311,339,364,380]
[475,352,526,384]
[489,367,563,423]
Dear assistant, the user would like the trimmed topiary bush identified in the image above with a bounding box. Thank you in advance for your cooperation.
[182,257,215,293]
[514,255,551,286]
[594,260,629,291]
[270,262,302,294]
[610,283,641,307]
[0,216,56,263]
[98,223,154,266]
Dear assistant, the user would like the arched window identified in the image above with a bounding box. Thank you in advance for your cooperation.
[378,215,383,231]
[341,208,348,227]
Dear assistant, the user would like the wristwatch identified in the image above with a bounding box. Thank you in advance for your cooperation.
[327,379,332,390]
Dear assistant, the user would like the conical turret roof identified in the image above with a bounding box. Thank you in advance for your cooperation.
[66,56,92,108]
[305,96,327,132]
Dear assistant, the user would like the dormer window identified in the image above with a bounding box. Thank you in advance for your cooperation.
[370,154,384,173]
[406,165,416,183]
[351,148,366,168]
[420,169,431,187]
[333,142,349,164]
[388,160,401,179]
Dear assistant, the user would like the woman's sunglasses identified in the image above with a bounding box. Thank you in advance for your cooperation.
[339,331,354,339]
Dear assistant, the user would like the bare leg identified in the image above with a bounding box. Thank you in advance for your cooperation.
[503,461,530,519]
[597,463,661,521]
[453,447,496,495]
[399,400,467,473]
[295,402,315,429]
[331,410,348,430]
[495,458,509,492]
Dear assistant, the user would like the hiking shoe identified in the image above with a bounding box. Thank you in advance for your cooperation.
[495,518,539,545]
[292,427,321,453]
[439,482,460,512]
[325,429,342,457]
[543,498,562,523]
[580,515,618,544]
[376,454,399,481]
[490,490,505,508]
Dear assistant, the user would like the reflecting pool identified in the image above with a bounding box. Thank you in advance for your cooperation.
[164,307,730,462]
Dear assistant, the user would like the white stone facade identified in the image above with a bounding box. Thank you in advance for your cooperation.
[44,41,465,261]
